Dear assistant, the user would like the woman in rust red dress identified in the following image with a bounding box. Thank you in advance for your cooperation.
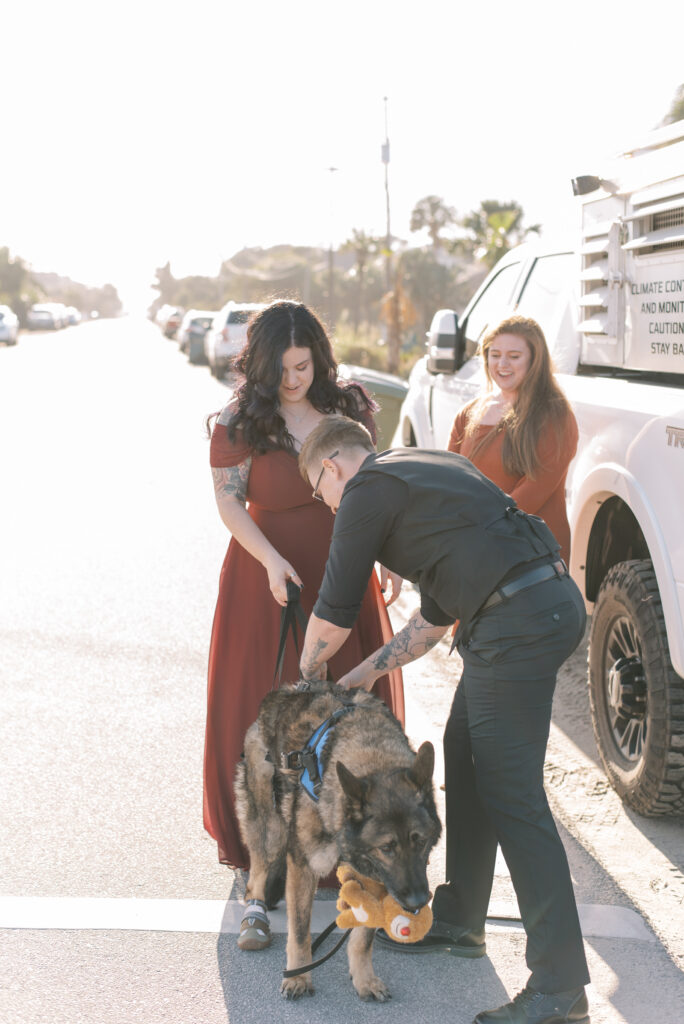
[203,302,404,912]
[447,315,578,563]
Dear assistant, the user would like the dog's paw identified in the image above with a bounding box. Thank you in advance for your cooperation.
[354,975,392,1002]
[280,974,315,1000]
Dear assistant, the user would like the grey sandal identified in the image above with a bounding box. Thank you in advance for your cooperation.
[237,899,272,951]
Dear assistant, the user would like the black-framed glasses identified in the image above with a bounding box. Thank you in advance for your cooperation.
[311,450,339,502]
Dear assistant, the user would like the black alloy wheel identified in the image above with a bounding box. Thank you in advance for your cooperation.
[588,559,684,816]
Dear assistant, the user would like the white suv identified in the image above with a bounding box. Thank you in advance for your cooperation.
[204,302,266,377]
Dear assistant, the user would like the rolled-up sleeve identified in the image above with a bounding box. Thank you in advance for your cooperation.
[313,474,405,628]
[419,591,453,627]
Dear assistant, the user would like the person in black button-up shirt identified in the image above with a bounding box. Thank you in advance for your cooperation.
[298,416,591,1023]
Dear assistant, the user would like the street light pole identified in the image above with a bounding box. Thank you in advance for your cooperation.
[381,97,392,290]
[326,166,338,330]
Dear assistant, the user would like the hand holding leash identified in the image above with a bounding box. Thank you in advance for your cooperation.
[300,663,328,685]
[266,553,303,606]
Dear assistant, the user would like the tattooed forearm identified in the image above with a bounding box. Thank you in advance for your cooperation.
[300,637,329,680]
[369,613,448,673]
[211,458,252,506]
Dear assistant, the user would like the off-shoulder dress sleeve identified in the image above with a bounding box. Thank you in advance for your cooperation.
[209,407,253,468]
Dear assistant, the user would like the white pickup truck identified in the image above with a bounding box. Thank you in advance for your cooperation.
[394,119,684,816]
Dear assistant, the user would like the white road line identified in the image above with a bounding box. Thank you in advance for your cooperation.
[0,897,654,941]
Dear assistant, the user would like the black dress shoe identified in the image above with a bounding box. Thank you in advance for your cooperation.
[474,986,589,1023]
[375,919,486,957]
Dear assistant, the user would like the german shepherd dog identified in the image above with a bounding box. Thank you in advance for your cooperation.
[235,682,441,1001]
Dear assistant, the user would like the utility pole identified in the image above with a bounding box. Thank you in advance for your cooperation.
[326,166,338,329]
[381,97,392,290]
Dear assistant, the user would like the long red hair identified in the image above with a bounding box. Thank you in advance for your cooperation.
[465,315,572,479]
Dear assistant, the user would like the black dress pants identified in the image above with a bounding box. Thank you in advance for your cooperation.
[434,572,590,994]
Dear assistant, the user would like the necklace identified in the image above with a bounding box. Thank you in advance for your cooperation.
[282,402,313,426]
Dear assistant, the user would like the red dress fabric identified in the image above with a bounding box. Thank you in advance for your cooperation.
[203,414,405,869]
[447,401,578,563]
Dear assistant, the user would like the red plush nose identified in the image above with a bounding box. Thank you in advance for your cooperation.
[400,926,410,936]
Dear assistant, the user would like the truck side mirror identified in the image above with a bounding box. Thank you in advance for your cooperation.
[426,309,460,374]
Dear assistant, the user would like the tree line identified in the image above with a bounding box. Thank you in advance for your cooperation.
[150,197,539,375]
[0,247,123,324]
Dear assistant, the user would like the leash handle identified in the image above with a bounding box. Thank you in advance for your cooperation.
[273,580,308,688]
[282,922,352,978]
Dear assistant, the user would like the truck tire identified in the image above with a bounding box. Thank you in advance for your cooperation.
[589,559,684,816]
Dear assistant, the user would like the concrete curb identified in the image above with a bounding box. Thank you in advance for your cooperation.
[0,896,653,942]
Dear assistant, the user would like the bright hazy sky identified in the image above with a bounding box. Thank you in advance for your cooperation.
[4,0,683,311]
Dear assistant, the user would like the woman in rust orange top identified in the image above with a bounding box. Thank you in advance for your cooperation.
[447,315,578,563]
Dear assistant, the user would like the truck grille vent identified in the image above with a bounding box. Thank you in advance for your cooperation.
[651,206,684,252]
[653,207,684,230]
[578,221,620,342]
[624,194,684,254]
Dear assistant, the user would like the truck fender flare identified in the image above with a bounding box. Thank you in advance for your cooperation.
[569,463,684,677]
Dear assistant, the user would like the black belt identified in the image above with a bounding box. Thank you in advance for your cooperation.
[480,559,568,613]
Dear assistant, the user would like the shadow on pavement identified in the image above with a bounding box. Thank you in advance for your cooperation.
[216,925,509,1024]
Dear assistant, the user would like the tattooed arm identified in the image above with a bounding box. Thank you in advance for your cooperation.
[212,460,251,526]
[335,610,449,691]
[212,460,303,606]
[299,612,352,682]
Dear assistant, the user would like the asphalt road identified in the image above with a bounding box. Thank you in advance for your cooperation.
[1,318,683,1024]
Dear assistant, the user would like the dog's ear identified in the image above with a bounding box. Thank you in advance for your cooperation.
[336,760,369,808]
[407,742,434,789]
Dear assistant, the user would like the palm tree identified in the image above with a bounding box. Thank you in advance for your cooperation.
[410,196,458,251]
[459,200,540,269]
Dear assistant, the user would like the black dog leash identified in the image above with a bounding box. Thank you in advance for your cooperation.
[282,921,353,979]
[273,580,308,688]
[272,582,356,978]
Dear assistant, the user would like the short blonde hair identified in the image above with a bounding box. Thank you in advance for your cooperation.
[298,415,375,481]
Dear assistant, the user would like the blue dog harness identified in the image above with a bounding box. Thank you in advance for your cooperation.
[280,704,356,801]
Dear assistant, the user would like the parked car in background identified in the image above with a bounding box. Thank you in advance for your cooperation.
[65,306,82,326]
[177,310,216,364]
[337,363,408,451]
[204,301,265,377]
[55,304,69,328]
[162,308,184,339]
[27,304,60,330]
[49,303,69,328]
[155,304,175,328]
[0,304,20,345]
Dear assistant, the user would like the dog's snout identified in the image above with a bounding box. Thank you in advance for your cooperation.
[396,887,430,914]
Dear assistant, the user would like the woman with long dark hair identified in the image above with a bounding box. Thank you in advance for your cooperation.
[203,301,404,945]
